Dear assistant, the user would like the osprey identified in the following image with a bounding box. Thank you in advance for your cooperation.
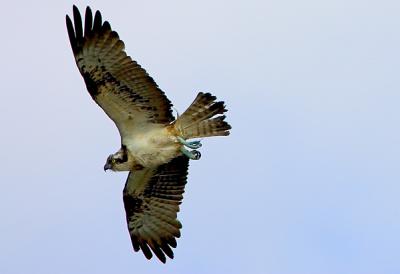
[66,6,231,263]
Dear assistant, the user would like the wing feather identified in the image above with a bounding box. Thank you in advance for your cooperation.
[123,156,189,263]
[66,6,174,140]
[83,7,92,37]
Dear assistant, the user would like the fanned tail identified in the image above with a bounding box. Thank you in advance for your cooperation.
[174,92,231,139]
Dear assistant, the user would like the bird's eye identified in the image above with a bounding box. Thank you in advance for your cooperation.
[111,158,116,164]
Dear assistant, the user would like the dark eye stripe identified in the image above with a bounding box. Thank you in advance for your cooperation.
[121,145,128,162]
[122,153,128,162]
[115,154,128,164]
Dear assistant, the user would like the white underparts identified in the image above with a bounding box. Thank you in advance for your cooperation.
[123,124,180,168]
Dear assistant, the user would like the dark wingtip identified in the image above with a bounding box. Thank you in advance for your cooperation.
[84,6,93,36]
[93,10,102,32]
[72,5,83,41]
[65,14,72,31]
[103,21,111,30]
[131,236,140,252]
[168,238,178,248]
[139,242,153,260]
[150,245,167,263]
[72,5,79,14]
[161,243,175,259]
[66,14,77,54]
[72,5,80,19]
[85,5,92,15]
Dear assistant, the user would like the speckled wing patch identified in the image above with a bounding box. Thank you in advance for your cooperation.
[123,156,189,263]
[66,6,174,138]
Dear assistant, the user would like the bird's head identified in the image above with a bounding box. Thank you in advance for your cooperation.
[104,145,131,171]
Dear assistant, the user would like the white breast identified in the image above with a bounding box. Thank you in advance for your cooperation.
[123,124,180,167]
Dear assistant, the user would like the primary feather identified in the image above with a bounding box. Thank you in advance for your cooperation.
[66,6,173,140]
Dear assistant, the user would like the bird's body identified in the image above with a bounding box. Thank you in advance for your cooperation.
[66,5,231,263]
[120,124,180,170]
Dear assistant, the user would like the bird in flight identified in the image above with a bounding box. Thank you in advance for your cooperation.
[66,6,231,263]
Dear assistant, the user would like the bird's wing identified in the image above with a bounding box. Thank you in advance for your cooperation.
[123,156,189,263]
[66,6,174,139]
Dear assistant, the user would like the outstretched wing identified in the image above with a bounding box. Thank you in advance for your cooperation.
[123,156,189,263]
[66,6,174,139]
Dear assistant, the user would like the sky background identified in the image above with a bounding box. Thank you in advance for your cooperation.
[1,0,399,273]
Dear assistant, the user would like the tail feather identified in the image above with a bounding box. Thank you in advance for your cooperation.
[184,115,231,138]
[174,92,231,139]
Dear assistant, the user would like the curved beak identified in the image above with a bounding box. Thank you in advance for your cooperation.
[104,162,112,172]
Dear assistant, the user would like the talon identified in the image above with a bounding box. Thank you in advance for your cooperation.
[177,136,202,149]
[189,140,202,148]
[192,150,201,160]
[180,147,201,160]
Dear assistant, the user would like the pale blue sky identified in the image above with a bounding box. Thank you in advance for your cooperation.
[1,0,399,273]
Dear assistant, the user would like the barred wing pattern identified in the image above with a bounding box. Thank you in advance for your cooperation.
[123,156,189,263]
[66,6,174,139]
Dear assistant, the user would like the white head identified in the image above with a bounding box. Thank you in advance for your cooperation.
[103,145,132,171]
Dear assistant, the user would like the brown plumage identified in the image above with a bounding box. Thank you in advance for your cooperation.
[123,156,189,263]
[66,5,231,263]
[174,92,231,139]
